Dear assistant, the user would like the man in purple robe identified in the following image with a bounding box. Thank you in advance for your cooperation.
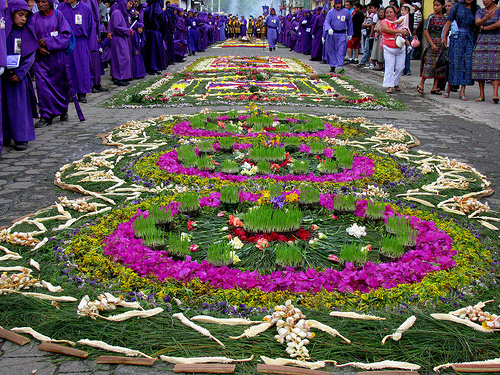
[108,0,132,85]
[58,0,96,102]
[32,0,72,127]
[240,16,246,37]
[300,9,313,54]
[0,0,8,155]
[144,0,166,74]
[264,8,279,51]
[323,0,353,72]
[2,0,38,151]
[310,7,325,61]
[186,9,198,56]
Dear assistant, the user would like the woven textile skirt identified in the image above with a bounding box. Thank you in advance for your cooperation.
[448,30,474,85]
[420,36,446,78]
[472,32,500,81]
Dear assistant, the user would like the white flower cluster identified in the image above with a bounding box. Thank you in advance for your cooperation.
[418,162,433,174]
[360,184,389,198]
[451,196,490,214]
[241,162,258,176]
[381,143,409,154]
[138,76,170,95]
[59,197,98,213]
[346,223,366,238]
[375,124,408,142]
[229,236,243,250]
[440,157,471,171]
[0,229,40,247]
[77,293,125,318]
[264,300,314,360]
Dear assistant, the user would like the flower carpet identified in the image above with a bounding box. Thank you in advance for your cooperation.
[214,39,270,48]
[106,56,403,109]
[1,108,499,372]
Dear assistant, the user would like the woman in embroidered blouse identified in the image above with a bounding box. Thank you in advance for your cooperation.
[417,0,447,95]
[472,0,500,103]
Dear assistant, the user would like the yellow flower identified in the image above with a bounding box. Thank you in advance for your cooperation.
[285,192,299,203]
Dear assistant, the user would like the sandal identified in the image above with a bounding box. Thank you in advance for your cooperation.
[459,94,468,101]
[395,86,401,91]
[386,88,393,93]
[417,85,424,94]
[493,97,499,104]
[430,90,442,95]
[475,97,485,102]
[444,92,450,98]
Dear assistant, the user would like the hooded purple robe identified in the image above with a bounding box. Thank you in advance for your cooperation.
[131,22,146,78]
[300,10,313,54]
[186,11,199,53]
[240,16,247,36]
[144,0,166,72]
[2,0,38,144]
[264,10,279,48]
[0,0,8,154]
[323,5,353,67]
[58,0,96,94]
[108,0,132,80]
[32,1,72,120]
[311,7,325,60]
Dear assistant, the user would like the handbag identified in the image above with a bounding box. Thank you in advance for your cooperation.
[436,47,449,68]
[411,35,420,48]
[396,35,405,48]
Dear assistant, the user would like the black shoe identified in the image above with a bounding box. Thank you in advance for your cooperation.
[320,60,327,64]
[91,87,99,93]
[3,139,13,147]
[35,118,52,128]
[114,80,129,86]
[330,66,336,73]
[95,84,108,92]
[77,94,87,103]
[60,112,69,121]
[192,52,196,55]
[15,142,28,151]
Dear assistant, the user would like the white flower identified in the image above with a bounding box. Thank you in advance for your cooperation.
[346,223,366,238]
[318,232,327,240]
[229,251,241,264]
[221,226,229,231]
[180,232,191,242]
[229,236,244,250]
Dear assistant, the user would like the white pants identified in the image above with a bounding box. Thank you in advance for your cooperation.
[382,45,405,88]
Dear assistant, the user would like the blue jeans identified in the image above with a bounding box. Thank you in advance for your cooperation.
[403,36,413,74]
[359,36,372,65]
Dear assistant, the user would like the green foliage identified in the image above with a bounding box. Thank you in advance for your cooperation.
[336,146,354,170]
[221,159,239,174]
[386,215,408,234]
[291,160,309,175]
[208,242,232,266]
[300,188,319,204]
[220,185,240,204]
[198,140,215,153]
[219,137,234,151]
[133,216,155,238]
[380,235,406,258]
[319,159,338,174]
[168,232,190,256]
[334,194,356,211]
[275,243,303,268]
[178,192,200,212]
[339,243,367,267]
[149,205,173,224]
[365,202,386,220]
[244,206,303,233]
[197,156,215,171]
[309,141,325,155]
[257,161,271,174]
[248,145,286,163]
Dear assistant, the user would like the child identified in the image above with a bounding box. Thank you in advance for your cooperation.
[131,22,146,79]
[1,0,38,151]
[390,4,413,54]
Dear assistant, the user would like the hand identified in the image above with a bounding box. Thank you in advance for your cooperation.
[38,38,46,47]
[39,47,50,56]
[328,29,334,35]
[347,35,352,41]
[0,67,4,76]
[9,73,20,82]
[485,10,495,21]
[130,29,134,35]
[431,44,438,52]
[312,34,315,39]
[107,32,112,40]
[441,37,447,46]
[322,37,325,43]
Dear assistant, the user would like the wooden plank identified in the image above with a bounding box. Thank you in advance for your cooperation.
[358,372,419,375]
[173,363,236,373]
[96,355,155,366]
[452,364,500,373]
[0,328,30,346]
[38,342,88,358]
[256,364,329,375]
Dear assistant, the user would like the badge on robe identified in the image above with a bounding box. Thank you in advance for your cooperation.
[75,14,83,25]
[0,16,5,30]
[50,31,59,37]
[341,15,346,21]
[14,38,21,54]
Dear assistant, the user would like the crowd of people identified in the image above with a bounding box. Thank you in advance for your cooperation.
[1,0,499,154]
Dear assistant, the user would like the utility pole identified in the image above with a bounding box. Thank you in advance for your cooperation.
[218,0,220,12]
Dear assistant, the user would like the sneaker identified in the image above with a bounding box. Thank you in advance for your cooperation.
[351,59,358,64]
[35,118,52,128]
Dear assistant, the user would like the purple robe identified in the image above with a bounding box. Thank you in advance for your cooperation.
[32,9,72,119]
[131,29,146,78]
[240,17,247,36]
[323,8,353,67]
[0,0,7,154]
[144,0,166,72]
[186,15,199,52]
[197,12,210,51]
[108,1,132,80]
[2,4,38,144]
[175,13,187,55]
[265,14,280,48]
[58,1,96,93]
[311,11,325,60]
[301,12,313,54]
[173,39,185,62]
[81,0,102,86]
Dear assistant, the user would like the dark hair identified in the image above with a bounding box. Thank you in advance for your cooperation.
[389,0,399,7]
[385,5,398,16]
[434,0,445,6]
[353,2,362,7]
[345,0,353,4]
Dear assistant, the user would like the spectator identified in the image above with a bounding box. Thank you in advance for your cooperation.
[369,7,385,70]
[472,0,500,103]
[358,2,379,67]
[381,5,409,93]
[412,2,423,58]
[442,0,477,100]
[131,22,146,79]
[2,0,38,151]
[417,0,447,95]
[32,0,72,128]
[346,2,364,64]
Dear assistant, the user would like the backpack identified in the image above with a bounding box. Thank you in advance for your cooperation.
[55,9,77,54]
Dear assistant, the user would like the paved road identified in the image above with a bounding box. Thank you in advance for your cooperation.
[0,43,497,374]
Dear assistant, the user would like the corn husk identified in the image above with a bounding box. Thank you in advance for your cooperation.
[160,355,254,364]
[190,316,261,325]
[335,360,421,370]
[0,266,31,272]
[10,327,75,346]
[430,313,493,333]
[229,322,273,339]
[307,320,350,343]
[29,259,40,271]
[329,311,385,320]
[78,339,152,358]
[173,313,225,347]
[42,281,63,293]
[382,315,417,344]
[434,358,500,372]
[1,290,77,302]
[101,307,164,322]
[260,356,326,370]
[32,237,49,251]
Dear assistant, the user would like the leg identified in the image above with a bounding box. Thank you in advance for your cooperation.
[493,80,499,103]
[459,85,467,101]
[476,81,485,101]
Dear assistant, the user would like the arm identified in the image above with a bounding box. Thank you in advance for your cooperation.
[380,20,409,35]
[44,13,72,51]
[12,51,36,81]
[346,13,353,36]
[441,20,451,45]
[476,10,499,28]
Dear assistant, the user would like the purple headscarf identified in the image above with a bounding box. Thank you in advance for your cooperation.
[5,0,38,57]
